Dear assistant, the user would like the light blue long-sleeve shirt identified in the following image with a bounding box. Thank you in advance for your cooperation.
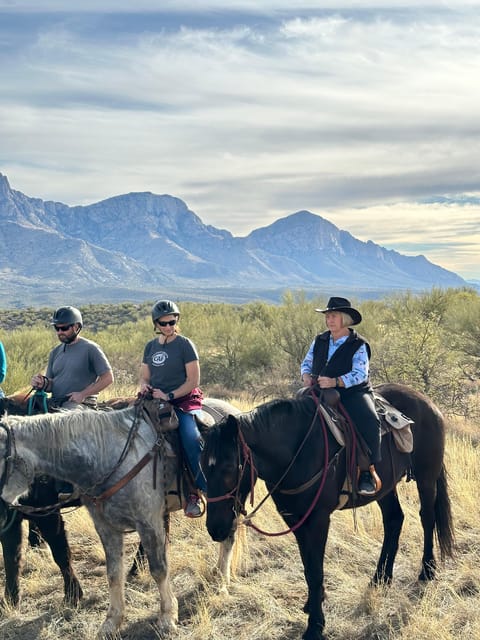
[300,334,369,388]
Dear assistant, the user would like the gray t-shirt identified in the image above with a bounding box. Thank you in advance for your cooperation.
[46,337,112,402]
[142,335,198,393]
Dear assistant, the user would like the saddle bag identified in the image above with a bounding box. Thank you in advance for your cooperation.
[374,394,414,453]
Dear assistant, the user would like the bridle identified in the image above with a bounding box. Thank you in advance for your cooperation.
[0,420,14,497]
[206,428,257,516]
[0,398,159,517]
[206,390,334,537]
[0,420,34,498]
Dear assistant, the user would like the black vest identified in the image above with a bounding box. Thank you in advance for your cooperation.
[311,329,372,394]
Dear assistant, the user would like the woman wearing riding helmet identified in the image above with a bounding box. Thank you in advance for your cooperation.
[139,300,205,517]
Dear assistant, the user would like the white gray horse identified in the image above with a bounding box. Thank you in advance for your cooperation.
[0,398,240,638]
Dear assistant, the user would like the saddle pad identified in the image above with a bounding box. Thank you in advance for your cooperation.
[317,403,346,446]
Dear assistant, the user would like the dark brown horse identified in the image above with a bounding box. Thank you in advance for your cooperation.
[202,383,455,640]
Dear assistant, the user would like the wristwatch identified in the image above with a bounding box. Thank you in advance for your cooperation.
[168,392,175,401]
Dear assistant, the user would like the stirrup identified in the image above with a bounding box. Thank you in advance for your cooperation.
[357,465,382,496]
[369,464,382,493]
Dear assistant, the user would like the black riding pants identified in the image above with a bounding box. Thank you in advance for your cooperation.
[339,389,381,464]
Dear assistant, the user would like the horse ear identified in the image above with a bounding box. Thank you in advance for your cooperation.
[224,414,240,435]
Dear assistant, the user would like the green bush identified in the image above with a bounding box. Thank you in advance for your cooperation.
[1,288,479,417]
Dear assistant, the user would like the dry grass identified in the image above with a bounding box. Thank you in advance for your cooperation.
[1,421,480,640]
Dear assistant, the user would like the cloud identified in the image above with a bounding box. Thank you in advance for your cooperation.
[0,3,479,279]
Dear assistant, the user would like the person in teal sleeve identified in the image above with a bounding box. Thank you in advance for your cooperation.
[0,340,6,398]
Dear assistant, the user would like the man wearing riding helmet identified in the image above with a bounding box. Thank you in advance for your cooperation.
[31,306,114,410]
[139,299,205,517]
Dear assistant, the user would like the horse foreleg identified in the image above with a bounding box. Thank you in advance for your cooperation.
[27,520,45,548]
[127,541,146,578]
[216,530,236,590]
[0,512,22,607]
[92,521,125,639]
[137,522,178,633]
[35,513,83,605]
[293,510,330,640]
[372,492,404,585]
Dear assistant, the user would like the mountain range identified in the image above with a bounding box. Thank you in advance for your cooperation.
[0,173,468,308]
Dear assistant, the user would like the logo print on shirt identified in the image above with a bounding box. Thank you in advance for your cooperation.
[152,351,168,366]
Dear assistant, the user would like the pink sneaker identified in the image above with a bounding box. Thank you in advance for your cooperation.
[184,494,202,518]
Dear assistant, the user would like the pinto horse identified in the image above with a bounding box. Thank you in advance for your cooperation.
[0,398,240,637]
[202,383,455,640]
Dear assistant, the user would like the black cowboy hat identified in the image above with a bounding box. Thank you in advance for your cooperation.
[315,296,362,326]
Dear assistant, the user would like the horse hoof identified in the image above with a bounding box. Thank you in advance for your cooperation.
[97,619,121,639]
[0,595,19,611]
[370,574,392,587]
[302,631,325,640]
[217,584,229,596]
[418,568,435,581]
[302,621,325,640]
[419,559,436,581]
[156,617,177,634]
[64,582,83,606]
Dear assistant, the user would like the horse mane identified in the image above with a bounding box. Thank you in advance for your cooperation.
[7,407,138,465]
[239,396,313,433]
[203,396,314,462]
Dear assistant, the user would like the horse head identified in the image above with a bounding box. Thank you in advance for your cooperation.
[0,421,36,506]
[202,413,255,542]
[0,392,31,416]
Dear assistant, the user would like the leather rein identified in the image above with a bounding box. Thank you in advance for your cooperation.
[207,388,335,537]
[0,397,163,515]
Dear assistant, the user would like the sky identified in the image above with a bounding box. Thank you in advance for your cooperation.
[1,1,479,281]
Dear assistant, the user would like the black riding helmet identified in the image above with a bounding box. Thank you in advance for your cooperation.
[51,306,83,327]
[151,300,180,325]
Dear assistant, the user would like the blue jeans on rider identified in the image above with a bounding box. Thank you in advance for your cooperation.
[175,408,207,493]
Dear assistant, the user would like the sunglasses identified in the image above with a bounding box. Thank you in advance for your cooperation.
[54,324,74,332]
[157,319,177,327]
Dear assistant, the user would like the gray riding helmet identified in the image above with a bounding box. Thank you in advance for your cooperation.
[151,300,180,324]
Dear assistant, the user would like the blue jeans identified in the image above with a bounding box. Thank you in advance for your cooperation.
[175,409,207,492]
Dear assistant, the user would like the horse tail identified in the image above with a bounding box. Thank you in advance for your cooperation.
[435,463,455,560]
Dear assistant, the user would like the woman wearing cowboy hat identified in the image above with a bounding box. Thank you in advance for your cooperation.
[300,296,381,496]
